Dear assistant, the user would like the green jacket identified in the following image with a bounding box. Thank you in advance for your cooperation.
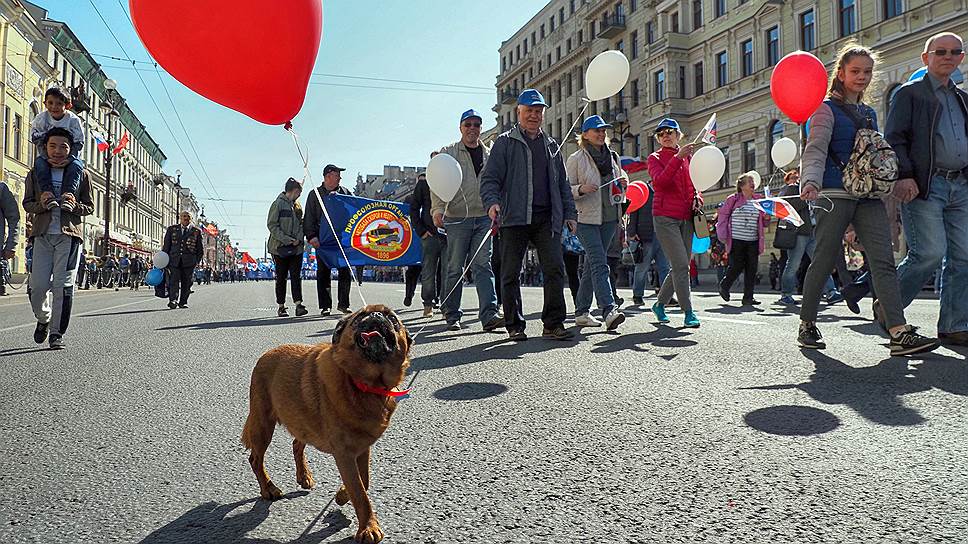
[267,192,304,256]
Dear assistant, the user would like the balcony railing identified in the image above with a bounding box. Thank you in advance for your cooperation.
[500,89,520,105]
[598,14,626,39]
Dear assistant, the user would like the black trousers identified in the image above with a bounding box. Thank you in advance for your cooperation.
[721,239,759,302]
[499,213,566,332]
[563,252,580,305]
[404,265,421,301]
[316,252,351,310]
[168,266,194,305]
[273,254,303,305]
[492,234,503,305]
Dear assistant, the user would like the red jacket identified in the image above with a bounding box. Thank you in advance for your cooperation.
[647,147,701,221]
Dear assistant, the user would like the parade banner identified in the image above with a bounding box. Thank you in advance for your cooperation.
[317,194,421,268]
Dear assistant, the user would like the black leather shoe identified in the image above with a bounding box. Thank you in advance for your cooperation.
[34,322,49,344]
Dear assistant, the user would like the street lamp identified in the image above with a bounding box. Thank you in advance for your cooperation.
[609,110,638,153]
[99,78,121,257]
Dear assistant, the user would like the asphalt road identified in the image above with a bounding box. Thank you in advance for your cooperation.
[0,280,965,543]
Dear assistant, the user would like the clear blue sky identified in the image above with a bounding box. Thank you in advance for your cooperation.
[36,0,545,254]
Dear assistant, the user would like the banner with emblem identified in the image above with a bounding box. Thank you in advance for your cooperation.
[317,194,421,268]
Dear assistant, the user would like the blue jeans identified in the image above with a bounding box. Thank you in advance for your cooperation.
[441,216,499,324]
[575,221,617,316]
[896,174,968,333]
[781,234,838,296]
[631,240,669,297]
[35,155,83,195]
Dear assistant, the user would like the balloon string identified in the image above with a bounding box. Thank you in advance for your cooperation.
[284,123,367,307]
[551,99,590,158]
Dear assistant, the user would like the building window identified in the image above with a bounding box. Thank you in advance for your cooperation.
[766,26,780,66]
[578,67,584,89]
[541,24,545,38]
[532,32,536,46]
[715,0,726,18]
[654,70,665,102]
[590,21,596,37]
[631,79,639,107]
[671,11,680,33]
[716,51,728,87]
[741,39,753,77]
[719,146,731,188]
[800,10,815,50]
[567,38,572,52]
[3,107,9,157]
[570,0,576,13]
[742,140,756,173]
[615,1,624,18]
[693,0,703,30]
[884,0,902,19]
[678,65,686,98]
[538,61,542,72]
[556,46,561,61]
[694,61,704,95]
[631,31,638,59]
[578,29,583,44]
[524,40,528,55]
[13,113,22,162]
[630,0,637,13]
[840,0,856,37]
[516,45,521,61]
[566,73,573,96]
[769,120,784,151]
[550,16,555,33]
[647,21,655,44]
[633,134,641,157]
[559,7,564,25]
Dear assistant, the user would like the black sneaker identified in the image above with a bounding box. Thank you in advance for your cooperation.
[295,304,308,317]
[889,326,939,356]
[34,322,49,344]
[632,296,644,306]
[742,299,761,306]
[320,308,331,316]
[718,283,730,302]
[508,329,528,342]
[797,321,826,349]
[542,325,575,341]
[403,295,413,307]
[338,307,352,315]
[614,296,625,308]
[167,301,178,309]
[482,316,506,332]
[48,335,64,350]
[278,306,289,317]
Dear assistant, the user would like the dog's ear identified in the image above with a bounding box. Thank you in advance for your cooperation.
[332,316,349,344]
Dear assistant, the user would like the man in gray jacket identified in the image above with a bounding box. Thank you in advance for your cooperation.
[432,109,504,332]
[480,89,578,341]
[0,180,20,296]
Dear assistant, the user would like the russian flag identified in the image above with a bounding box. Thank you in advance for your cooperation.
[94,132,109,152]
[620,155,648,174]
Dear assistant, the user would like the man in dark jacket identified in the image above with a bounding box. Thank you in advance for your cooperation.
[409,172,445,317]
[304,164,352,315]
[480,89,578,341]
[887,31,968,345]
[0,180,20,296]
[627,181,669,305]
[162,210,204,309]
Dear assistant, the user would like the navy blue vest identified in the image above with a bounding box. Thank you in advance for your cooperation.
[822,99,878,190]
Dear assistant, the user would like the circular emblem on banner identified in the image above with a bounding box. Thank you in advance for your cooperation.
[350,209,412,261]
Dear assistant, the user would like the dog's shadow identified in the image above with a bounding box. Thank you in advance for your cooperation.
[138,492,352,544]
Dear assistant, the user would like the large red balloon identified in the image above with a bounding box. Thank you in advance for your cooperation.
[130,0,322,125]
[770,51,828,125]
[625,182,650,214]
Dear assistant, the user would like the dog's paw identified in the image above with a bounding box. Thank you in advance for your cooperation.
[260,481,284,501]
[335,485,350,506]
[355,521,384,543]
[297,471,315,490]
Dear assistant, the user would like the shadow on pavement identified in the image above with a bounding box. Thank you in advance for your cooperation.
[588,326,698,354]
[0,346,51,357]
[704,305,767,315]
[742,349,967,427]
[409,335,577,372]
[743,405,841,436]
[157,314,332,332]
[433,382,509,401]
[80,308,171,318]
[139,492,351,544]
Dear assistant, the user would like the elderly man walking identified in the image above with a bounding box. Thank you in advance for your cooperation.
[887,31,968,346]
[480,89,578,341]
[22,128,94,349]
[0,180,20,296]
[433,109,504,332]
[162,211,204,309]
[304,164,353,315]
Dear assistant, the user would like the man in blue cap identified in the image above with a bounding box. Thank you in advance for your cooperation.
[480,89,578,341]
[432,109,505,332]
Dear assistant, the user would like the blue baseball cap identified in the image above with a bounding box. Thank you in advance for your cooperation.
[654,118,680,134]
[581,115,611,132]
[460,109,482,123]
[517,89,548,107]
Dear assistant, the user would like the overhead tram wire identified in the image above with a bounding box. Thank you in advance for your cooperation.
[88,0,232,223]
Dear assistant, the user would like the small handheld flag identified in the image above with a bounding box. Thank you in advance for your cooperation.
[700,113,718,144]
[751,197,804,227]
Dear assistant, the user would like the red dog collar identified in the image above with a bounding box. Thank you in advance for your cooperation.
[352,378,411,398]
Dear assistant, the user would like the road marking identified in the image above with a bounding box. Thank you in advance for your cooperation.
[698,315,767,325]
[0,297,156,333]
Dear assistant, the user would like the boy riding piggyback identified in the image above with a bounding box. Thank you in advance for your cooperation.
[30,86,85,211]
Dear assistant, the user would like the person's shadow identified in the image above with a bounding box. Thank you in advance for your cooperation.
[138,493,351,544]
[742,349,967,426]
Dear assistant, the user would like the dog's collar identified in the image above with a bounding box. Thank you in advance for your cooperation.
[352,378,411,398]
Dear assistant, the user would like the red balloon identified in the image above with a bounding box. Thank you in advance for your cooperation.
[629,181,650,204]
[770,51,828,125]
[625,183,647,214]
[130,0,323,125]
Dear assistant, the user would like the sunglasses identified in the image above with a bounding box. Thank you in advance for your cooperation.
[462,122,482,128]
[655,129,677,137]
[929,48,964,57]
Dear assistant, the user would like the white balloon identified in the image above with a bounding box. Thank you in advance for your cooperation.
[688,146,726,192]
[585,50,631,101]
[426,153,462,203]
[153,251,170,269]
[771,137,799,168]
[745,170,762,189]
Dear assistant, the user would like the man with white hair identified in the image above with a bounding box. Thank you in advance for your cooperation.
[886,31,968,346]
[162,210,204,309]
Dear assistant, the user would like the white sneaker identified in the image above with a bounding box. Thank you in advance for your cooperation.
[604,309,626,331]
[575,313,602,327]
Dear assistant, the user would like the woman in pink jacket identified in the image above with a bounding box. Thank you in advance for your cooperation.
[715,173,771,306]
[647,118,702,328]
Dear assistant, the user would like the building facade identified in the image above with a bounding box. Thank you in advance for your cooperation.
[353,165,426,202]
[497,0,967,265]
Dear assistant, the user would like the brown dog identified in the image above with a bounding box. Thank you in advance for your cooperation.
[241,304,411,543]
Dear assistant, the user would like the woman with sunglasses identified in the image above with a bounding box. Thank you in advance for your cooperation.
[797,43,937,356]
[646,118,701,328]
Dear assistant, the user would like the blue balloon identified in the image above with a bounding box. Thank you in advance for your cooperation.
[908,67,928,82]
[692,233,711,254]
[145,267,165,286]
